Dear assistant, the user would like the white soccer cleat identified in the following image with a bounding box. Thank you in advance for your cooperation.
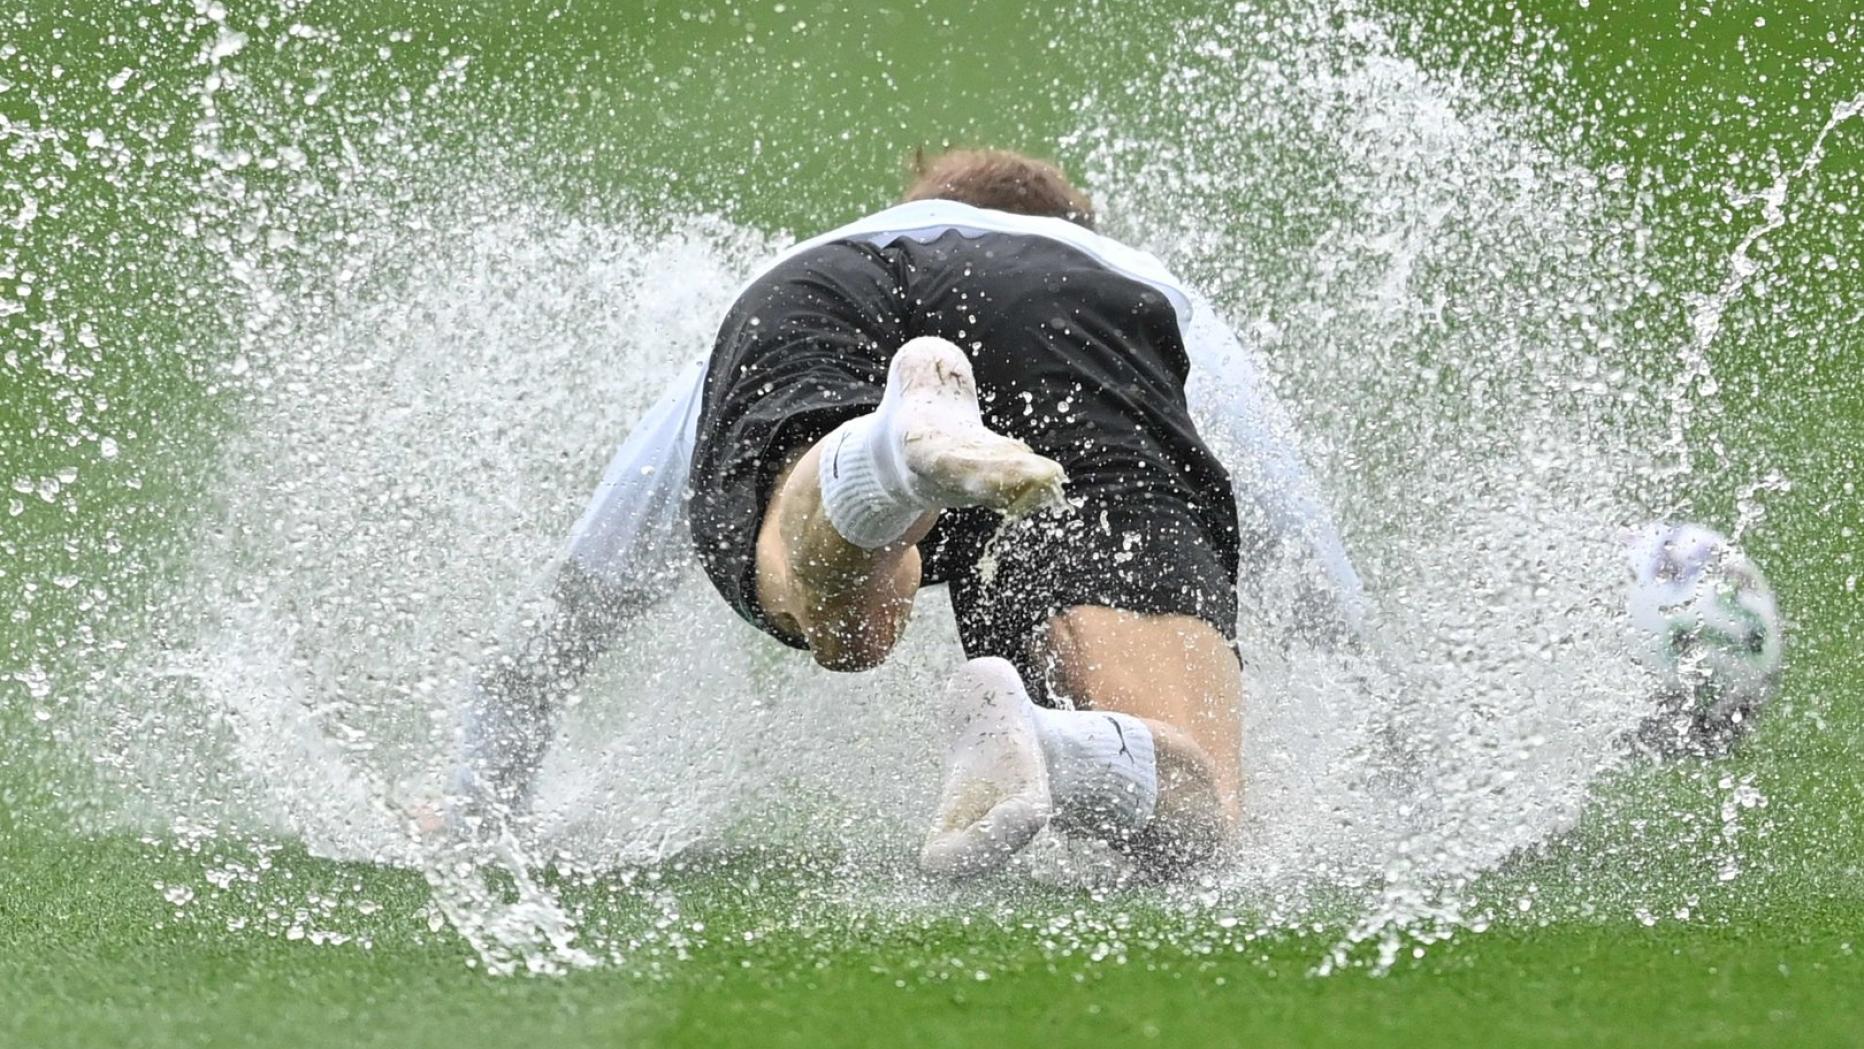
[920,656,1054,878]
[887,337,1067,516]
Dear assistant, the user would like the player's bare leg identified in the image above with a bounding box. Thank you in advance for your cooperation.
[755,337,1065,671]
[1043,606,1242,874]
[754,444,933,671]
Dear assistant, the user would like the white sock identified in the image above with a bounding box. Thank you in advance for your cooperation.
[818,336,1067,550]
[1028,704,1158,836]
[817,336,980,549]
[816,408,934,549]
[920,656,1054,878]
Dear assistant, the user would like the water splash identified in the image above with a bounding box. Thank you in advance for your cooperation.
[5,0,1846,977]
[1072,3,1653,967]
[1665,93,1864,485]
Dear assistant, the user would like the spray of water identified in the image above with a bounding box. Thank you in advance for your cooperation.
[1074,6,1860,968]
[1071,4,1650,964]
[5,1,1849,975]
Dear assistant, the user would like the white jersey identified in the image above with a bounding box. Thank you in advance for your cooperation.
[561,201,1366,642]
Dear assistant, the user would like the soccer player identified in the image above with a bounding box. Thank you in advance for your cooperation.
[450,149,1365,877]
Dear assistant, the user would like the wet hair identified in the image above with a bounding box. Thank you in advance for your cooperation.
[901,147,1096,230]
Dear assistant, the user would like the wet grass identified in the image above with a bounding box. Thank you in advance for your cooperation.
[4,814,1863,1048]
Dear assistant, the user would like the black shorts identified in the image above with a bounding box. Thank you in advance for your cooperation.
[687,229,1240,700]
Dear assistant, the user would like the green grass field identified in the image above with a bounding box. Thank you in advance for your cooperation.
[4,1,1862,1045]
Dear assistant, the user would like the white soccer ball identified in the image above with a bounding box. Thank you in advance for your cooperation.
[1623,521,1785,756]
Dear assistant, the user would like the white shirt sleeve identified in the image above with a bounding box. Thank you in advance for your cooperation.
[561,357,709,605]
[1180,294,1368,645]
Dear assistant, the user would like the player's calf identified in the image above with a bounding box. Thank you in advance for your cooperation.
[756,337,1067,672]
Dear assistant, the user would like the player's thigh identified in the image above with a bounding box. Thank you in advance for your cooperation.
[1039,605,1243,739]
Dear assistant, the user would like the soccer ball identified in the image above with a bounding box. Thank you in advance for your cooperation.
[1623,522,1785,757]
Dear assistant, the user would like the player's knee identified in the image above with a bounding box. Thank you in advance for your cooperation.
[1127,725,1231,878]
[809,635,889,672]
[804,614,903,672]
[1125,803,1225,881]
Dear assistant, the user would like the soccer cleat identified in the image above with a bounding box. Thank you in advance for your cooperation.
[920,656,1054,878]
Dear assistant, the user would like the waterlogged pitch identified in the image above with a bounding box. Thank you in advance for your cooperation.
[2,1,1861,1046]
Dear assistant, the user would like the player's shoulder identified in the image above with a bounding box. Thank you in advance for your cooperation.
[775,200,1199,321]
